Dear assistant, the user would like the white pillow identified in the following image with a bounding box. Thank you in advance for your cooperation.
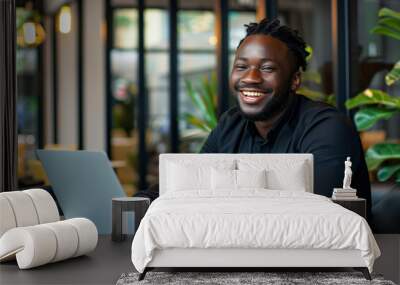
[237,159,309,192]
[167,162,211,191]
[237,169,267,189]
[163,158,236,193]
[267,165,307,192]
[211,168,236,190]
[166,159,236,192]
[211,168,267,190]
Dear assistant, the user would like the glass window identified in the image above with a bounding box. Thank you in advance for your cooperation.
[229,11,256,50]
[178,10,216,152]
[145,9,169,186]
[114,7,169,50]
[111,9,139,196]
[114,9,137,49]
[278,0,333,104]
[111,8,170,191]
[16,7,41,188]
[145,9,169,49]
[179,11,215,50]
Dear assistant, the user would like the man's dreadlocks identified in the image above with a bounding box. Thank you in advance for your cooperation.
[238,18,310,72]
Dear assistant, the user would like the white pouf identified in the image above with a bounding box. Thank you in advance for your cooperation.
[0,189,98,269]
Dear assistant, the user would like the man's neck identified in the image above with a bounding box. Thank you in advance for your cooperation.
[253,93,295,140]
[254,110,285,140]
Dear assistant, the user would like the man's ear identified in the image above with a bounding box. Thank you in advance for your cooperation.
[291,71,301,92]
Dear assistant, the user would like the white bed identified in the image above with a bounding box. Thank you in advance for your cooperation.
[131,154,380,280]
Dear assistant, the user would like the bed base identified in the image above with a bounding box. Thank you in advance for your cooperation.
[354,267,372,280]
[138,267,371,281]
[138,248,372,281]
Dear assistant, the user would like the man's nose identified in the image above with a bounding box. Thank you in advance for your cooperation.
[241,68,262,84]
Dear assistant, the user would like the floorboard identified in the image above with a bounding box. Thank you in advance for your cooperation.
[0,235,133,285]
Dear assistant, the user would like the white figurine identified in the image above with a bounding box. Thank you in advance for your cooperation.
[342,157,353,189]
[332,157,357,199]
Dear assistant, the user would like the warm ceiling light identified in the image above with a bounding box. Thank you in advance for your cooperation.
[23,22,36,44]
[208,35,217,46]
[59,5,72,34]
[17,21,46,47]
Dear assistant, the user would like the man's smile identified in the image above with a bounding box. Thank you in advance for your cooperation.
[239,89,272,105]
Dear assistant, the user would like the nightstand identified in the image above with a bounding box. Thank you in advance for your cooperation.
[331,198,366,219]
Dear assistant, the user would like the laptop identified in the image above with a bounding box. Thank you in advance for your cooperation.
[36,150,126,234]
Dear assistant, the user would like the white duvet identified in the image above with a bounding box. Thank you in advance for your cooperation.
[131,190,380,273]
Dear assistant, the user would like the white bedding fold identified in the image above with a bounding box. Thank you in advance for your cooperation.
[131,190,380,273]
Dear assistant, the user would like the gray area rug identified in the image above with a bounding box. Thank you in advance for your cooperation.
[116,272,396,285]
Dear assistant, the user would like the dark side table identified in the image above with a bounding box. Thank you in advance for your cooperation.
[112,197,150,242]
[331,198,366,219]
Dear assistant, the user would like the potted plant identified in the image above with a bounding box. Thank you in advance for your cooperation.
[346,7,400,183]
[181,73,218,151]
[297,46,336,106]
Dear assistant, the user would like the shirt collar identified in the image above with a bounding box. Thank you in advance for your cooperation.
[245,94,299,142]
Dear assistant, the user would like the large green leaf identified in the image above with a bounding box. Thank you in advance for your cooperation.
[209,73,218,107]
[184,80,215,129]
[386,60,400,86]
[377,164,400,182]
[365,143,400,170]
[377,17,400,32]
[378,7,400,21]
[201,76,215,110]
[305,45,313,62]
[371,25,400,40]
[363,7,400,185]
[185,80,206,114]
[345,89,400,109]
[183,75,219,134]
[353,107,396,131]
[326,94,336,106]
[199,76,217,128]
[182,113,212,132]
[371,8,400,40]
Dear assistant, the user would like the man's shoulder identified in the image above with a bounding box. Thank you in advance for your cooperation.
[295,95,357,140]
[297,94,337,114]
[296,95,347,125]
[200,106,245,153]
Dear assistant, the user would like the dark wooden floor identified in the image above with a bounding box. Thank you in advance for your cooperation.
[1,234,398,284]
[0,235,134,285]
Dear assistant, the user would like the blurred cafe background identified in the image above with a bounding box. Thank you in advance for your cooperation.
[11,0,400,196]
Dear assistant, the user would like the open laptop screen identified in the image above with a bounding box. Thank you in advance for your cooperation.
[36,150,126,234]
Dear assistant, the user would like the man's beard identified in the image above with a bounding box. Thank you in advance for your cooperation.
[236,86,292,122]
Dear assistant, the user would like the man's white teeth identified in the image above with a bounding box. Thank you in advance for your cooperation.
[242,91,265,97]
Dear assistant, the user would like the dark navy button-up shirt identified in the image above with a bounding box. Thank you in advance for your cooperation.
[201,94,371,218]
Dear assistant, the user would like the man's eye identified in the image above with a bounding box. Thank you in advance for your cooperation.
[261,66,275,72]
[235,65,247,70]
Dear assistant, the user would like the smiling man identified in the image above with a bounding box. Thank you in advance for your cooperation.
[200,19,371,218]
